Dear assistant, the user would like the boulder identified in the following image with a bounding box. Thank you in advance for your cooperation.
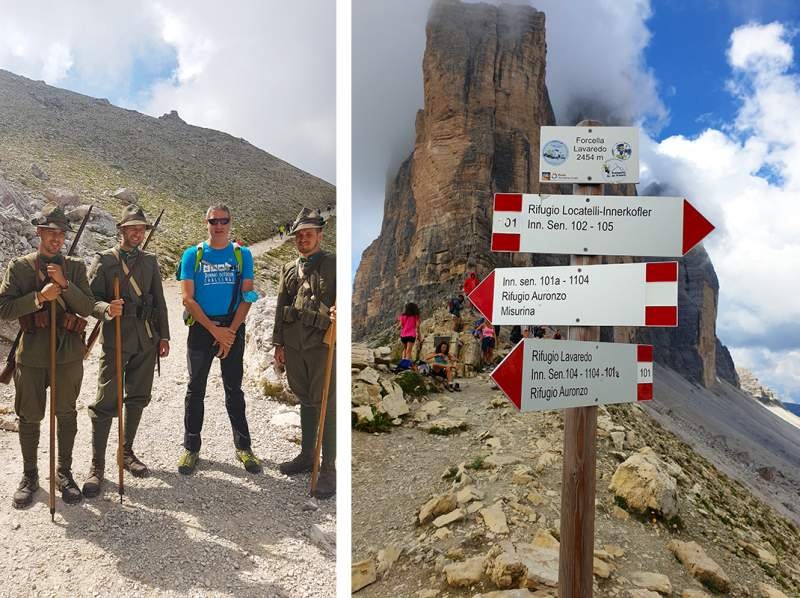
[444,556,485,587]
[667,540,730,593]
[352,559,377,592]
[681,591,711,598]
[419,493,457,524]
[351,381,382,406]
[31,163,48,180]
[758,583,789,598]
[43,188,79,206]
[432,508,465,528]
[352,406,374,425]
[487,542,528,588]
[632,571,672,594]
[738,539,777,566]
[357,366,381,385]
[352,343,374,368]
[609,447,679,518]
[480,502,509,534]
[112,187,138,204]
[378,392,409,419]
[377,544,402,576]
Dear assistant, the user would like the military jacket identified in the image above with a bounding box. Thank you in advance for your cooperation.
[272,250,335,351]
[89,247,170,353]
[0,252,94,366]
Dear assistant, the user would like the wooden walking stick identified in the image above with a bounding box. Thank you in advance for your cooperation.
[114,277,124,504]
[49,298,57,521]
[310,317,336,495]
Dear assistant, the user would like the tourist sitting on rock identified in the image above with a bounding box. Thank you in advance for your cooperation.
[424,340,461,392]
[397,302,421,361]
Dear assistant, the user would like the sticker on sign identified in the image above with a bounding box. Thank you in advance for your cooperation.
[492,339,654,411]
[468,261,678,327]
[539,126,639,184]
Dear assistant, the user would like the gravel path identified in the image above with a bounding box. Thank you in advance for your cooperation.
[0,279,335,598]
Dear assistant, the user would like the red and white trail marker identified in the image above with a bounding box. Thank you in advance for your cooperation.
[492,339,654,411]
[491,193,714,257]
[468,261,678,327]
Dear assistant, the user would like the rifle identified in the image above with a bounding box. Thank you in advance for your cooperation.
[0,205,93,384]
[83,208,164,358]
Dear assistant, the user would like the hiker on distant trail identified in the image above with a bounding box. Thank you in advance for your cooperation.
[81,205,170,499]
[424,340,460,392]
[0,204,94,509]
[510,325,523,345]
[176,204,261,476]
[552,329,562,340]
[273,207,337,499]
[480,319,496,366]
[463,270,478,297]
[397,302,420,361]
[447,293,464,332]
[279,224,285,239]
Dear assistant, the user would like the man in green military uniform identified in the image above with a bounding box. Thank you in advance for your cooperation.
[82,205,170,497]
[273,208,336,499]
[0,204,94,508]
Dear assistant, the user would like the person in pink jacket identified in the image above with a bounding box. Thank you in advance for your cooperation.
[397,302,421,360]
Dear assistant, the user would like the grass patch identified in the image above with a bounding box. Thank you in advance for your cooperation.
[394,371,428,396]
[427,422,468,436]
[352,406,393,434]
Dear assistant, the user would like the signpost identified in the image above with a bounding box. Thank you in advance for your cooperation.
[490,339,654,411]
[491,193,714,257]
[539,125,639,184]
[467,261,679,327]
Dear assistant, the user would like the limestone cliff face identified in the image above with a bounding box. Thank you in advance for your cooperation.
[354,0,555,333]
[353,0,738,389]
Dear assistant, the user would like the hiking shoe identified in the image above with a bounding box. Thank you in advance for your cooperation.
[123,450,149,478]
[12,473,39,509]
[57,470,83,505]
[312,465,336,499]
[235,449,262,474]
[279,451,313,476]
[453,382,462,392]
[82,462,104,498]
[177,450,199,475]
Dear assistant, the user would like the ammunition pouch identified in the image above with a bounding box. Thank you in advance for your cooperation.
[284,306,330,331]
[122,303,155,321]
[19,310,87,334]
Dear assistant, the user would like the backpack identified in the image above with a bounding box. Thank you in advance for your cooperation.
[179,242,244,325]
[448,297,461,315]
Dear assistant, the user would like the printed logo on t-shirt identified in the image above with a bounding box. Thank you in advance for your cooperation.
[201,261,236,286]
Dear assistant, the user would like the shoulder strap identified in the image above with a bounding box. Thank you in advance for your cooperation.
[233,242,243,274]
[193,242,204,274]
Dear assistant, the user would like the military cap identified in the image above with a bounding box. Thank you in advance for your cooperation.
[31,203,71,232]
[289,207,325,235]
[117,204,152,229]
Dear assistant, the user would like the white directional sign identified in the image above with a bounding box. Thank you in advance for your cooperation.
[492,339,654,411]
[491,193,714,257]
[539,126,639,184]
[468,261,678,327]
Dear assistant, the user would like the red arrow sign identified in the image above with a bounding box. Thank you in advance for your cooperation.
[491,193,714,257]
[468,262,678,326]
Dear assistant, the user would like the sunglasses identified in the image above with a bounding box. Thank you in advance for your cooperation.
[207,218,230,225]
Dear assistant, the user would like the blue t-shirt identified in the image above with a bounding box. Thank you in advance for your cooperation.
[179,242,254,317]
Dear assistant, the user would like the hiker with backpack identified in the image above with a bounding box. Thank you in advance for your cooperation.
[447,294,464,332]
[176,204,262,476]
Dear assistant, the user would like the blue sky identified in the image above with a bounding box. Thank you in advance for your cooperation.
[353,0,800,404]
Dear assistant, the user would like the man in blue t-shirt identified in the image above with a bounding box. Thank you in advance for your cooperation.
[176,204,261,475]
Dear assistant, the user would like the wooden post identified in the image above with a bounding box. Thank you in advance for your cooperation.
[558,119,604,596]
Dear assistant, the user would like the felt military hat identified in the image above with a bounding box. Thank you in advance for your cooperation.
[31,203,71,232]
[289,207,325,235]
[117,205,153,229]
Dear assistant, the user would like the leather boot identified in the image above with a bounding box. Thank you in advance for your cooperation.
[57,469,83,505]
[312,460,336,499]
[12,471,39,509]
[279,405,316,475]
[82,462,104,498]
[123,449,149,477]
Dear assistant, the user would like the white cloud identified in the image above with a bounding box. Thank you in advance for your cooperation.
[641,22,800,400]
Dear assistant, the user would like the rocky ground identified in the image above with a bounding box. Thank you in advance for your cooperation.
[0,269,335,597]
[351,344,800,597]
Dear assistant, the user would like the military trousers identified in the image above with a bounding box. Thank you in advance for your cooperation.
[13,360,83,475]
[284,343,336,462]
[183,323,252,452]
[88,344,157,462]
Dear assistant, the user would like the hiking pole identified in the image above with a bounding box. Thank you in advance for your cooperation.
[49,299,57,521]
[310,318,336,495]
[113,277,124,504]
